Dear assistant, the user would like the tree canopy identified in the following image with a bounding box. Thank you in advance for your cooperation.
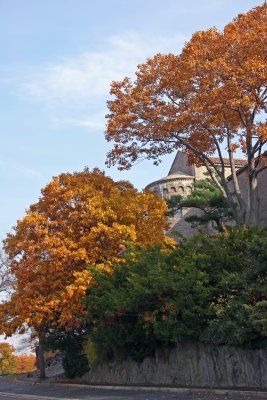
[0,342,17,374]
[106,4,267,226]
[15,354,36,374]
[170,179,233,232]
[82,227,267,364]
[0,168,170,337]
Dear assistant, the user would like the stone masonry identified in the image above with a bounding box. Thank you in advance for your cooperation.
[83,339,267,389]
[145,151,247,238]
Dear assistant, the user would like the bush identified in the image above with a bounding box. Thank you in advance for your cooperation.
[82,227,267,361]
[63,349,89,379]
[84,243,213,361]
[62,336,89,379]
[43,330,90,379]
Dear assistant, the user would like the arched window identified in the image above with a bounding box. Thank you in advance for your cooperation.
[186,186,192,194]
[177,186,184,195]
[163,188,169,195]
[170,187,176,194]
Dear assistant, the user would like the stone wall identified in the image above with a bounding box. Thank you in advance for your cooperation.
[148,177,194,199]
[166,207,204,239]
[83,340,267,389]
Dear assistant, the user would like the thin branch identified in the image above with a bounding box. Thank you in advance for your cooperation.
[201,124,226,178]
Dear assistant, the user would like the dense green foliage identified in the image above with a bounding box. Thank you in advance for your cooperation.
[84,227,267,363]
[166,195,182,217]
[62,344,89,379]
[85,244,211,361]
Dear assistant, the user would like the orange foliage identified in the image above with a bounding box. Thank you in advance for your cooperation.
[0,168,170,334]
[106,4,267,168]
[15,354,36,374]
[105,4,267,225]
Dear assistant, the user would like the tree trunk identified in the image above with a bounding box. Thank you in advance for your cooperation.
[247,175,259,226]
[226,128,247,226]
[222,186,246,227]
[36,337,46,380]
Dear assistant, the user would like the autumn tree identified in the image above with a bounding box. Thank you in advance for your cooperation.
[106,4,267,226]
[0,168,170,378]
[0,342,17,374]
[15,354,36,374]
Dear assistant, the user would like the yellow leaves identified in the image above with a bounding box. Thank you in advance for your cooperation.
[1,168,169,334]
[257,124,267,141]
[163,236,176,249]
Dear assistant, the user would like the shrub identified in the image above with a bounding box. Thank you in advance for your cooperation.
[83,227,267,361]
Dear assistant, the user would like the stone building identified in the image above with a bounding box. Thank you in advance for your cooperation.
[228,154,267,228]
[145,151,247,238]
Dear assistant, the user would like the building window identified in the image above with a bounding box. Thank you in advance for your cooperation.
[186,186,192,194]
[170,187,176,194]
[163,188,169,195]
[178,186,184,195]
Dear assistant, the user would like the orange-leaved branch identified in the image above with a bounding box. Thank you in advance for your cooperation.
[105,4,267,226]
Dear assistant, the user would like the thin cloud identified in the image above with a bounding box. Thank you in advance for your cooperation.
[17,164,44,179]
[0,159,44,180]
[18,32,188,108]
[0,31,188,131]
[52,112,106,130]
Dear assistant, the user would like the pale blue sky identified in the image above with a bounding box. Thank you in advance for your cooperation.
[0,0,263,241]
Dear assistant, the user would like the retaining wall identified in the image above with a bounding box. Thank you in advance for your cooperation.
[83,340,267,389]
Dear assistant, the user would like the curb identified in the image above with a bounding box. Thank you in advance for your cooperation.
[15,377,267,398]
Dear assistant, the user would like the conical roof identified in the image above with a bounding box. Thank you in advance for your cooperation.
[168,151,195,176]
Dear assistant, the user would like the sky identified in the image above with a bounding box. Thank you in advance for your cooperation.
[0,0,264,349]
[0,0,263,242]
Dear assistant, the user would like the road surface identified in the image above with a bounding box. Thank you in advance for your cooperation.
[0,376,265,400]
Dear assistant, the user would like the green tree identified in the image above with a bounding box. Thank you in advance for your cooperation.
[85,244,212,362]
[166,195,182,217]
[181,179,232,232]
[250,301,267,337]
[83,227,267,362]
[177,227,267,348]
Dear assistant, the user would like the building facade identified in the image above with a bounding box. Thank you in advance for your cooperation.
[145,151,247,238]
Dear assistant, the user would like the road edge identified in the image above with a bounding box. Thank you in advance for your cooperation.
[15,377,267,398]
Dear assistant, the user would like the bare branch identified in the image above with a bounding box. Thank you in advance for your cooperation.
[0,250,15,296]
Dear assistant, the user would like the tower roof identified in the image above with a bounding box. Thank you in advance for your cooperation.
[168,152,195,176]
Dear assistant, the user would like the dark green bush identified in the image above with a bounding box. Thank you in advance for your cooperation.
[63,349,89,379]
[82,227,267,362]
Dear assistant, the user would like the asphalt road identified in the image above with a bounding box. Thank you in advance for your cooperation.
[0,376,265,400]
